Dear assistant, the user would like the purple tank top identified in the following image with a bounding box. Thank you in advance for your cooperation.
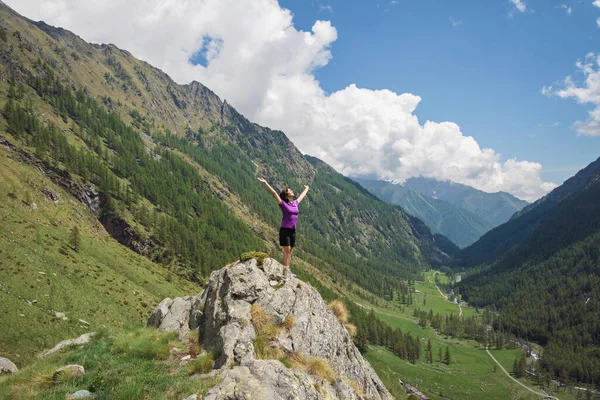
[279,200,299,229]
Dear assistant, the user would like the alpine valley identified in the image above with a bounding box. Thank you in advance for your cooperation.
[0,2,598,399]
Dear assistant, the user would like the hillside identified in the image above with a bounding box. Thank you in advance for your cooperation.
[353,177,493,248]
[0,0,445,364]
[457,160,600,385]
[458,156,600,266]
[404,177,528,228]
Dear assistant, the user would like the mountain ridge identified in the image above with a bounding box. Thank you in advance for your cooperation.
[459,155,600,266]
[352,177,493,248]
[403,177,529,228]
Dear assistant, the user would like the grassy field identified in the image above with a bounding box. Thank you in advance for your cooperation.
[0,144,200,366]
[358,270,574,400]
[0,327,219,399]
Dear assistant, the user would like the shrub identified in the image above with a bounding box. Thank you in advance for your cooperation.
[240,251,269,266]
[251,305,285,360]
[329,300,349,324]
[344,323,357,337]
[284,352,337,383]
[187,352,214,375]
[283,315,296,330]
[250,304,270,331]
[254,335,283,360]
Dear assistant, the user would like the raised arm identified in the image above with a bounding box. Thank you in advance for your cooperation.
[297,185,310,204]
[257,177,282,204]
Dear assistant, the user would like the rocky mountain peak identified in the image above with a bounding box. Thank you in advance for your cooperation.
[148,257,392,400]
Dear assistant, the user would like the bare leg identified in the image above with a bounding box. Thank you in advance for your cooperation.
[282,246,292,267]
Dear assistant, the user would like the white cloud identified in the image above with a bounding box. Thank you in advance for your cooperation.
[597,17,600,27]
[556,4,572,15]
[449,16,463,27]
[509,0,527,13]
[545,53,600,136]
[5,0,556,201]
[319,4,333,12]
[594,0,600,8]
[536,122,560,127]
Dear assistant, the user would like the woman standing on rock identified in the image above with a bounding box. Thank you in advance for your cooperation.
[257,178,309,268]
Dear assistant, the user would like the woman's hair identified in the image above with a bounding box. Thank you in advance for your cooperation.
[279,186,290,201]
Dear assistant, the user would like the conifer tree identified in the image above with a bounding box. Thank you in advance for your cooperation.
[70,226,81,252]
[444,346,451,365]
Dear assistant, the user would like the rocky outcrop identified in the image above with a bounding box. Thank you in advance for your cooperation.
[147,295,203,340]
[148,257,392,400]
[205,359,367,400]
[43,333,96,357]
[0,357,18,374]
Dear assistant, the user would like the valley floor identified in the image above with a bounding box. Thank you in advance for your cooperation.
[357,270,575,400]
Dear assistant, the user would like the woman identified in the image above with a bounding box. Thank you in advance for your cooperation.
[257,178,309,268]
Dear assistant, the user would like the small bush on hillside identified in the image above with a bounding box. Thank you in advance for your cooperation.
[187,352,215,375]
[344,323,357,337]
[329,300,356,336]
[283,315,296,330]
[329,300,349,324]
[282,352,337,383]
[240,251,269,266]
[113,328,176,360]
[251,305,285,360]
[250,304,270,331]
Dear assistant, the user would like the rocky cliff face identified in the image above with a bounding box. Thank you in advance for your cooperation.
[148,257,392,400]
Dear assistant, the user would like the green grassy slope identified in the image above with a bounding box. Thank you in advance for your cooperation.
[0,144,199,366]
[0,327,219,399]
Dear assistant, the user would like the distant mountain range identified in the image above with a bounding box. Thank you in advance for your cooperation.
[353,177,528,248]
[458,157,600,266]
[403,177,529,228]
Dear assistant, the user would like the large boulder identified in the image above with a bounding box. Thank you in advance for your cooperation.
[148,258,392,400]
[147,294,203,340]
[0,357,18,374]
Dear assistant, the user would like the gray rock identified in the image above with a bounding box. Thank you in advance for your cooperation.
[152,258,392,400]
[53,364,85,380]
[0,357,18,374]
[205,360,353,400]
[183,395,198,400]
[43,333,96,357]
[66,389,94,399]
[147,292,204,340]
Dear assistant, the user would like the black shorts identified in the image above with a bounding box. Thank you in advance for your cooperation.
[279,227,296,247]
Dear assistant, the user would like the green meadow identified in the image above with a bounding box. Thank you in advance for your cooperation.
[0,146,199,366]
[360,270,573,400]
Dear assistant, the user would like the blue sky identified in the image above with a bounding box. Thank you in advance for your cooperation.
[8,0,600,200]
[281,0,600,183]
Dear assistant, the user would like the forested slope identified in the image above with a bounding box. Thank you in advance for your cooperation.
[458,166,600,384]
[457,156,600,267]
[0,2,445,306]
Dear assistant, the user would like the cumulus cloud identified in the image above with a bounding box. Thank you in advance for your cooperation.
[544,53,600,137]
[509,0,527,13]
[4,0,556,201]
[594,0,600,8]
